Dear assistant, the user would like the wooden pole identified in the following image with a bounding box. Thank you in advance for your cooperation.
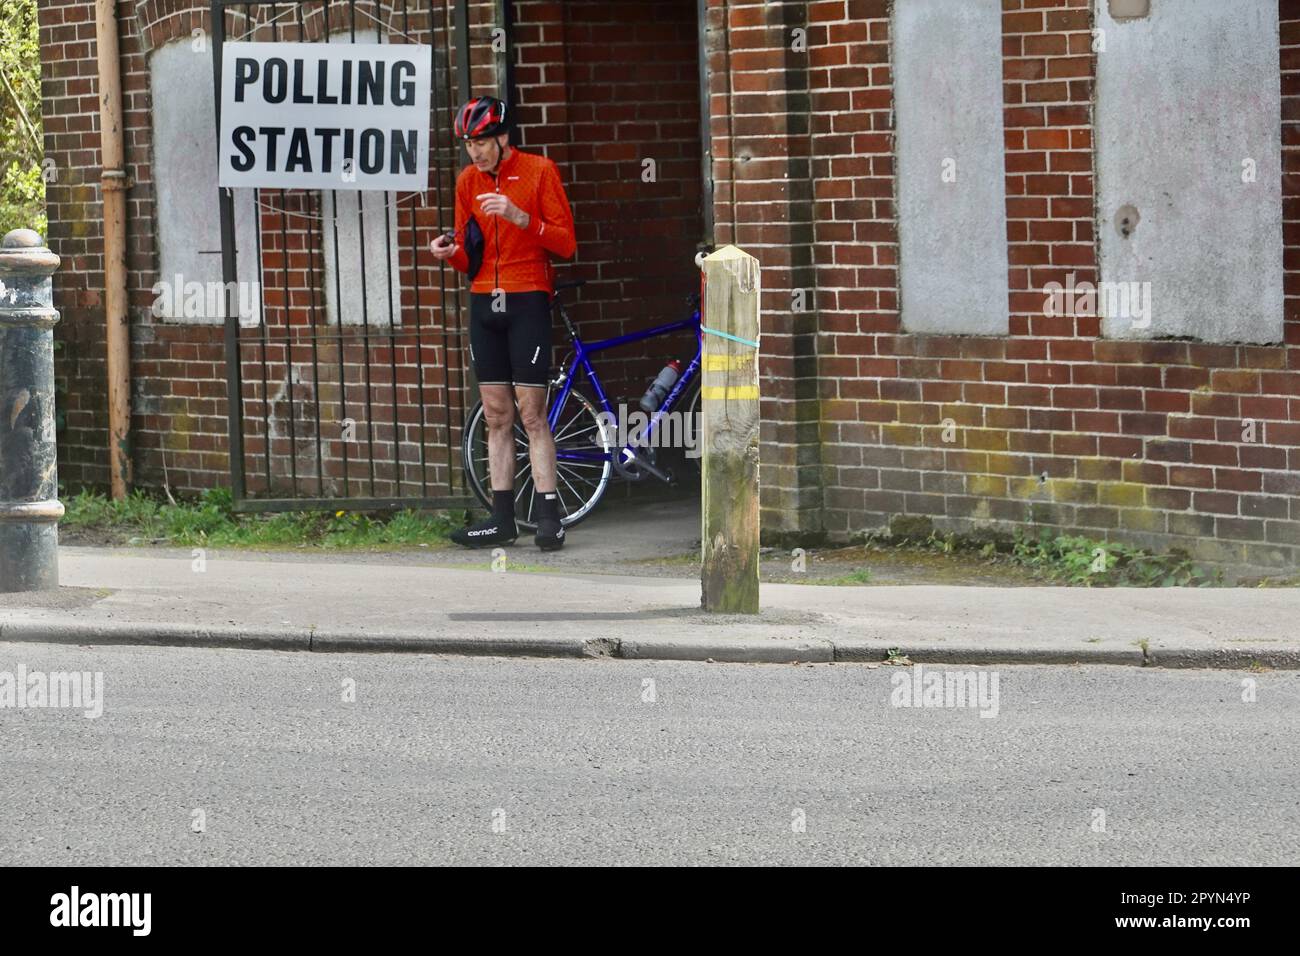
[699,245,760,613]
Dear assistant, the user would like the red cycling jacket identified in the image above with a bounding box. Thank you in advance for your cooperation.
[447,146,577,294]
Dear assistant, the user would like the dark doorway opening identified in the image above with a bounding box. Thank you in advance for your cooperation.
[509,0,710,517]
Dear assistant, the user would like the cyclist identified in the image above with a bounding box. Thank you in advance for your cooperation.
[431,95,577,551]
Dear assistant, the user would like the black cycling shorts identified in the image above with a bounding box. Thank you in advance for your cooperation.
[468,291,552,388]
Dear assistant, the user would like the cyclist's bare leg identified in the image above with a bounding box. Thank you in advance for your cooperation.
[515,384,556,494]
[480,384,518,491]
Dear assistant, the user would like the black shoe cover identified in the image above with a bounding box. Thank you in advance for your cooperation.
[535,517,565,551]
[451,514,518,549]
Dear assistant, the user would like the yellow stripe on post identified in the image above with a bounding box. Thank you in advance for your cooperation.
[703,354,754,372]
[701,385,759,400]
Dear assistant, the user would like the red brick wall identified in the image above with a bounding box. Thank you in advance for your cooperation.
[805,0,895,537]
[37,0,1300,573]
[41,0,704,501]
[705,0,836,533]
[39,0,497,499]
[39,0,116,493]
[707,0,1299,574]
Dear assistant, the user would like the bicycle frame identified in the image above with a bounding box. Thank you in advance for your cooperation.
[547,301,703,469]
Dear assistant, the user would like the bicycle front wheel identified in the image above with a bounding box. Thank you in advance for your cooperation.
[461,386,615,531]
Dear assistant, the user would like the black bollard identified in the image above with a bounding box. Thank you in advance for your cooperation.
[0,228,63,592]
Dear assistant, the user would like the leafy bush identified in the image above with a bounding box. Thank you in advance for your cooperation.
[865,526,1223,588]
[0,0,45,236]
[1008,530,1220,587]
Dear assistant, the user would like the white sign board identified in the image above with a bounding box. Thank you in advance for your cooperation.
[218,42,431,191]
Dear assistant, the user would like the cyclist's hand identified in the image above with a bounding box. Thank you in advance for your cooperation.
[430,233,459,260]
[476,191,529,229]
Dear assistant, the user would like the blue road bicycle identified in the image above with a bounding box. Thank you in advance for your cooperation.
[462,278,703,530]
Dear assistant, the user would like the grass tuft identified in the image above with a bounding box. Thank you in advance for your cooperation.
[61,486,458,551]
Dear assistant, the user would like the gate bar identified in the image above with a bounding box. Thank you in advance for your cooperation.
[211,1,246,503]
[212,0,475,511]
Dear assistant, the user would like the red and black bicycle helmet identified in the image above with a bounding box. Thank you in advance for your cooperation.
[454,95,509,140]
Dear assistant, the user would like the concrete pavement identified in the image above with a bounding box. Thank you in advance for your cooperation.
[1,544,1298,667]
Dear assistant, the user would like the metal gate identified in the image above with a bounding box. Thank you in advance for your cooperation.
[210,0,477,512]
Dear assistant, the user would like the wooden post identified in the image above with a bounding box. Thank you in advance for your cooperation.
[699,246,760,613]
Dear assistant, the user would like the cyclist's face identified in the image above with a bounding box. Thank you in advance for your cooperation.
[466,134,508,172]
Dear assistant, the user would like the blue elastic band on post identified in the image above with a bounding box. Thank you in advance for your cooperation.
[700,325,759,349]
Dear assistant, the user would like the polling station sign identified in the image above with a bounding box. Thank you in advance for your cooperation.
[218,42,431,191]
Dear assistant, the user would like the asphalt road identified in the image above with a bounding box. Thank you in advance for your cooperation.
[1,642,1296,866]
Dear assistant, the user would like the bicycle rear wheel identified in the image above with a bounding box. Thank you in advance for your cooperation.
[639,376,701,487]
[461,385,614,531]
